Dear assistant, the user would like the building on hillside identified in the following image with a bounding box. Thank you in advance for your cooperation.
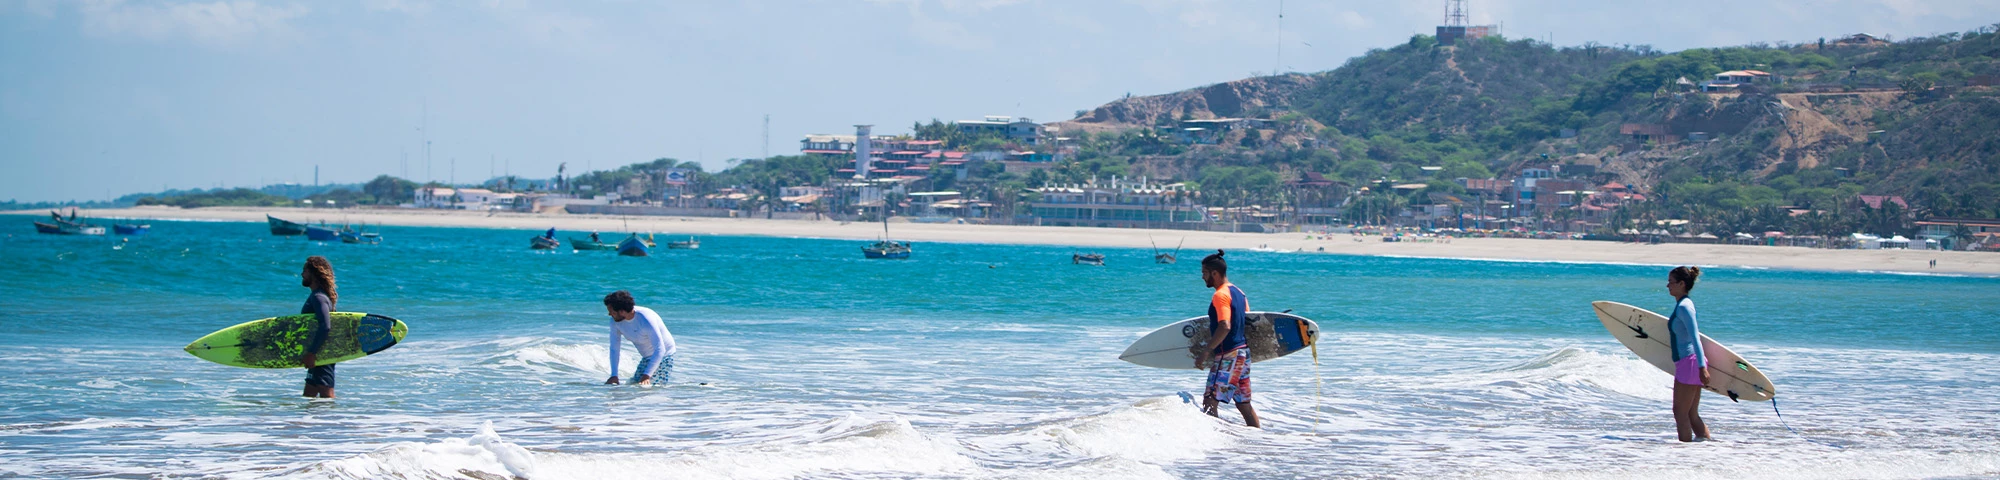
[1029,179,1204,228]
[801,134,859,156]
[1436,25,1494,45]
[956,116,1043,145]
[1620,123,1674,142]
[1532,179,1593,214]
[1702,70,1777,92]
[1830,33,1890,47]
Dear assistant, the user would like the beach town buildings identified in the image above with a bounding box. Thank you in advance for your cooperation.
[1917,217,2000,251]
[413,186,514,210]
[1028,178,1205,229]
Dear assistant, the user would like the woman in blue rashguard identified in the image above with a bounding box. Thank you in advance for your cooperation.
[1666,266,1712,442]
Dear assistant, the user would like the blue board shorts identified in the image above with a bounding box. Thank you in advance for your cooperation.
[305,364,335,387]
[1205,348,1251,404]
[631,355,673,384]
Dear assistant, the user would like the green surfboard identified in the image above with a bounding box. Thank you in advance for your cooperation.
[184,313,408,368]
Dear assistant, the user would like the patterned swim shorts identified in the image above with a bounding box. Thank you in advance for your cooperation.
[631,354,673,384]
[1205,347,1252,404]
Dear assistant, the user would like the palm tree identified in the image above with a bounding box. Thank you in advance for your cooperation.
[1951,222,1975,250]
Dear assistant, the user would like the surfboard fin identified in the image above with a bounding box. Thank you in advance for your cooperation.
[1727,390,1740,402]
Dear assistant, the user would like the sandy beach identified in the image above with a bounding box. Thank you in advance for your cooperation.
[12,206,1997,276]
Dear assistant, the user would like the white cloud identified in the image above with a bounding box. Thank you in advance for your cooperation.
[77,0,307,47]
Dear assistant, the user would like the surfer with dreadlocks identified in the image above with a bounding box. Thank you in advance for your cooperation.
[1197,250,1259,427]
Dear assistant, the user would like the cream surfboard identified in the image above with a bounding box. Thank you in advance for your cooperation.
[1592,301,1775,402]
[1119,311,1319,369]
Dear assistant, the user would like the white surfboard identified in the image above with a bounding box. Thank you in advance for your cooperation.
[1119,312,1319,370]
[1592,301,1776,402]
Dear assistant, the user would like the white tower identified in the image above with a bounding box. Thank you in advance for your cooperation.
[853,125,873,180]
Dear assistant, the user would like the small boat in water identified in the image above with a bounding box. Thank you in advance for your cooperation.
[862,215,910,259]
[36,211,105,235]
[304,225,339,242]
[616,234,650,257]
[666,237,699,249]
[863,239,911,259]
[570,236,615,251]
[1151,236,1182,264]
[268,215,307,236]
[340,228,382,245]
[530,236,560,250]
[1073,253,1106,266]
[114,224,150,236]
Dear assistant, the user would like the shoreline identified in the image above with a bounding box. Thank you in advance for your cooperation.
[10,206,1999,276]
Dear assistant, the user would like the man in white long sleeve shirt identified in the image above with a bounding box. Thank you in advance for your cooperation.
[602,290,677,386]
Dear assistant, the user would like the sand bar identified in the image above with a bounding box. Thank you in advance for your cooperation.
[11,206,1998,276]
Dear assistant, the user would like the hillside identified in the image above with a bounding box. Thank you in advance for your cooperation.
[1045,26,2000,234]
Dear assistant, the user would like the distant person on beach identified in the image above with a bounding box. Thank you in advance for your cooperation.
[300,256,339,398]
[603,290,676,386]
[1931,259,1938,269]
[1197,250,1260,428]
[1666,266,1711,442]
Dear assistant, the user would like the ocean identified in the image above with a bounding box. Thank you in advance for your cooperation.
[2,219,1996,479]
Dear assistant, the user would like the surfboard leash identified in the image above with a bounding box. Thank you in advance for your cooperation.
[1769,396,1844,449]
[1311,340,1322,435]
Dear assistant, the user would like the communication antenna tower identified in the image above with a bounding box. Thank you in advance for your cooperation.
[1445,0,1469,28]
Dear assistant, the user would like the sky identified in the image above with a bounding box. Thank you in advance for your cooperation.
[2,0,1996,202]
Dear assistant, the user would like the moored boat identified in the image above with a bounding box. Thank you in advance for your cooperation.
[862,214,910,259]
[570,236,616,251]
[268,215,307,236]
[530,236,560,250]
[616,234,650,257]
[666,237,699,249]
[863,240,911,259]
[305,225,339,242]
[1150,236,1182,264]
[114,224,150,236]
[1073,253,1106,266]
[37,212,106,235]
[339,229,380,245]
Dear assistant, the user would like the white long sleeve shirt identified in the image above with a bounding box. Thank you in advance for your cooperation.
[609,306,676,376]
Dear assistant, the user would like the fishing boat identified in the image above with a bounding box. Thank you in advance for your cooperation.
[339,226,382,244]
[570,236,616,251]
[267,215,307,236]
[1073,253,1106,266]
[861,214,911,259]
[1151,236,1183,264]
[114,224,150,236]
[304,225,339,242]
[666,237,700,249]
[37,212,106,235]
[863,239,910,259]
[530,236,560,250]
[616,234,650,257]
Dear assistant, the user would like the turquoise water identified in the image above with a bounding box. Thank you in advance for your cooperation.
[2,219,1997,478]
